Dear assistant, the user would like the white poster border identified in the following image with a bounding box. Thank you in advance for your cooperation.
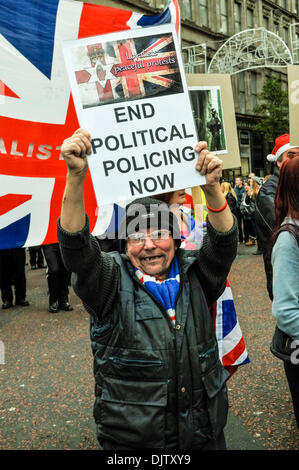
[63,23,205,206]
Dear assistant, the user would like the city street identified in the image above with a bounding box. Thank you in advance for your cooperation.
[0,243,298,451]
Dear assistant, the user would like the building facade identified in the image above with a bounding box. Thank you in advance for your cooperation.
[78,0,299,177]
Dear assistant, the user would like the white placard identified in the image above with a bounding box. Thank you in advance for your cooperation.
[63,24,204,206]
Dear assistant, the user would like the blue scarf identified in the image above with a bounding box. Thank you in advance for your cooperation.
[134,256,180,325]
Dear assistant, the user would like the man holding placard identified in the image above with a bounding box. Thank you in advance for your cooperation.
[57,127,237,450]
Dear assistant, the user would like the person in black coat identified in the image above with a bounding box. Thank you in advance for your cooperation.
[57,128,238,450]
[220,181,238,217]
[42,243,73,313]
[255,134,299,300]
[233,177,245,243]
[0,248,29,309]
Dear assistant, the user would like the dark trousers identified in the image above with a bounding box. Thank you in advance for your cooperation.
[243,218,256,242]
[284,361,299,428]
[236,208,244,243]
[252,219,262,251]
[0,248,26,303]
[29,246,44,267]
[42,244,71,305]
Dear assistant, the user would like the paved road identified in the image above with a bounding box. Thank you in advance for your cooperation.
[0,244,298,450]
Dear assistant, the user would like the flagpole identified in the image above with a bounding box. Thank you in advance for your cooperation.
[191,186,203,225]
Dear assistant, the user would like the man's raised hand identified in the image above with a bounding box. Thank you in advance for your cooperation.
[61,128,92,176]
[194,141,223,186]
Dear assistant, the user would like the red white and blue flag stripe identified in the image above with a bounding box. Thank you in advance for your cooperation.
[0,0,180,250]
[213,280,250,374]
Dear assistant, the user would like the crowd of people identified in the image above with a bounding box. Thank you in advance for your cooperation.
[0,130,298,450]
[220,172,265,254]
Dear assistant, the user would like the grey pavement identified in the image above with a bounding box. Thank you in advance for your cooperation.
[225,410,265,450]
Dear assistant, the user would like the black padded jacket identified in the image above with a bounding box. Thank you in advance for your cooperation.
[255,166,280,300]
[57,215,238,449]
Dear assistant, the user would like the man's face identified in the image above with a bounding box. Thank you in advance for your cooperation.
[278,147,299,167]
[235,178,242,187]
[126,228,176,280]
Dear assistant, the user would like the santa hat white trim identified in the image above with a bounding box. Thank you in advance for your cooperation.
[267,143,297,162]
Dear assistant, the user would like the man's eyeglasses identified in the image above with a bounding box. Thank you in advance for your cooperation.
[127,229,171,246]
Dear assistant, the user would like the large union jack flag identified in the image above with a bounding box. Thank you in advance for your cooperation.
[0,0,180,250]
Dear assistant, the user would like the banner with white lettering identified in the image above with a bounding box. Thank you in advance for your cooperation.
[63,24,203,206]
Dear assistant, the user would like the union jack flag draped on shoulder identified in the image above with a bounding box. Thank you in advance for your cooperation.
[212,280,250,377]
